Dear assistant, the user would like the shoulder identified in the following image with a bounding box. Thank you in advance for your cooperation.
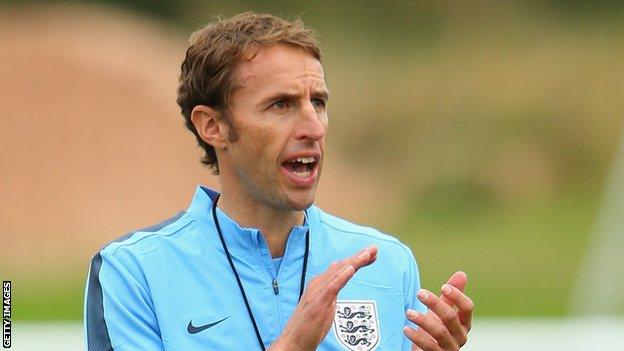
[314,207,411,251]
[311,207,416,266]
[311,207,420,299]
[96,210,198,264]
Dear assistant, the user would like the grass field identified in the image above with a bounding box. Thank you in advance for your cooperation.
[395,187,599,317]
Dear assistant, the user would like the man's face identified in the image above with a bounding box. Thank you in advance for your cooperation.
[219,44,329,212]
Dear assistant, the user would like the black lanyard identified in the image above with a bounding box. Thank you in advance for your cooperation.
[211,198,310,350]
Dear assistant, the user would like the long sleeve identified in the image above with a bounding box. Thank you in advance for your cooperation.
[84,250,164,351]
[402,247,427,351]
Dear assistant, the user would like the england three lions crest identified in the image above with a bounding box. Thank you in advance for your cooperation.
[333,300,380,351]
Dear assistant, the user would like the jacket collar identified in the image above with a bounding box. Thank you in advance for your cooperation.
[186,185,310,258]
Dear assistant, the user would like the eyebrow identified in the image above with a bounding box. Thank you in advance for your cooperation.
[258,89,330,108]
[312,89,330,101]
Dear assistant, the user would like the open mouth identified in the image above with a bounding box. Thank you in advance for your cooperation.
[281,156,318,179]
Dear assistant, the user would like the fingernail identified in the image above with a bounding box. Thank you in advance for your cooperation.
[442,284,452,295]
[357,250,370,260]
[403,326,410,334]
[344,265,354,274]
[417,289,429,301]
[407,309,419,319]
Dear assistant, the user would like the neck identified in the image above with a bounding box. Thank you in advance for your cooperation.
[216,188,304,258]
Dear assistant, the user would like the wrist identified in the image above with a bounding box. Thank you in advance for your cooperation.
[269,332,311,351]
[267,336,290,351]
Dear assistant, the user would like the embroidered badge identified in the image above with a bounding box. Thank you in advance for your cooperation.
[333,300,380,351]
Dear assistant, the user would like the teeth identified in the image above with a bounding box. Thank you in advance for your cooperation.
[294,157,315,164]
[293,170,311,177]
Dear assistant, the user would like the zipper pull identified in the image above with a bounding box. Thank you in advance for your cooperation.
[272,278,279,295]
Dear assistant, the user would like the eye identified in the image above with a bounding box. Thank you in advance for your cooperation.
[311,98,326,110]
[272,100,289,109]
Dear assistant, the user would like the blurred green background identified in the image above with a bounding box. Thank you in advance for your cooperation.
[2,0,623,321]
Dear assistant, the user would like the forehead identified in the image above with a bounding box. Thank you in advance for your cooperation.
[231,44,327,95]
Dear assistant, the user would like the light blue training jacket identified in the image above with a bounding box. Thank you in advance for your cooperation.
[84,186,426,350]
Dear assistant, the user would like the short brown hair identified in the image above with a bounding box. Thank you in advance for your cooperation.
[176,12,321,174]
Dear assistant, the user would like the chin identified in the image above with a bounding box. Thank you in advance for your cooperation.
[286,197,315,211]
[284,189,316,211]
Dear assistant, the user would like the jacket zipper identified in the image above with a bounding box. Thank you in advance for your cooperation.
[257,234,284,338]
[272,278,279,295]
[259,228,300,334]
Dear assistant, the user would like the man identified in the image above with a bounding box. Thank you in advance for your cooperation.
[84,12,473,351]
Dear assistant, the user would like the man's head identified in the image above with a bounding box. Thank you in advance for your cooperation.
[177,12,321,174]
[178,13,329,212]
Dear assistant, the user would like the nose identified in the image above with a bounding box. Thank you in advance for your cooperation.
[294,101,326,142]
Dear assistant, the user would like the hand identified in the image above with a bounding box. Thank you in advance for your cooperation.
[269,245,378,351]
[404,271,474,351]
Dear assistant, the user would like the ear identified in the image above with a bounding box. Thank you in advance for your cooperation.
[190,105,227,150]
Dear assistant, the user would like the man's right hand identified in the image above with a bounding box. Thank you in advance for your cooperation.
[269,245,378,351]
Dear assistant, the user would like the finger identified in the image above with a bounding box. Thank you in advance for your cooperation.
[341,245,378,272]
[308,261,345,288]
[440,284,474,330]
[325,264,355,296]
[325,260,346,276]
[426,310,443,325]
[327,245,376,274]
[406,309,458,350]
[369,245,378,262]
[440,271,467,307]
[403,325,440,351]
[445,271,467,292]
[307,246,377,294]
[417,289,467,347]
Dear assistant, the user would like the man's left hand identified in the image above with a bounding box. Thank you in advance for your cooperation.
[403,271,474,351]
